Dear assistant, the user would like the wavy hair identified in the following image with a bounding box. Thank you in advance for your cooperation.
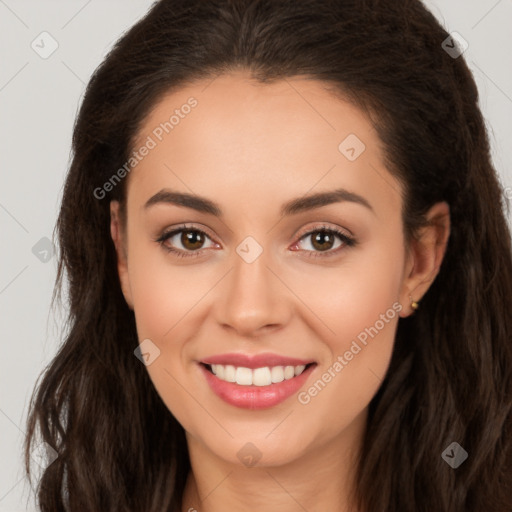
[24,0,512,510]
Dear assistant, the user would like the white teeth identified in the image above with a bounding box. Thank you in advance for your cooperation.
[215,364,225,379]
[253,367,272,386]
[294,365,306,376]
[208,363,309,386]
[235,367,253,385]
[284,366,295,380]
[224,365,236,382]
[271,366,284,383]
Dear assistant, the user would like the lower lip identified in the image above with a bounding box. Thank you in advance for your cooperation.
[199,363,316,410]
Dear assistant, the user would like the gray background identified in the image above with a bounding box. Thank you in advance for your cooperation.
[1,1,511,510]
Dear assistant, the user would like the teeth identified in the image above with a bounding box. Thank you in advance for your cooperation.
[224,365,236,382]
[253,367,272,386]
[215,364,224,379]
[284,365,295,380]
[294,364,306,376]
[208,363,308,386]
[271,366,284,383]
[235,367,253,385]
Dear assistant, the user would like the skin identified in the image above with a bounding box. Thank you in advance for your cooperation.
[110,71,450,512]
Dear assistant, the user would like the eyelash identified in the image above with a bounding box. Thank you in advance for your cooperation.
[154,223,357,260]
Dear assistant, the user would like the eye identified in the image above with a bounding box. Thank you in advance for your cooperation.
[155,224,218,259]
[291,225,356,258]
[155,223,356,260]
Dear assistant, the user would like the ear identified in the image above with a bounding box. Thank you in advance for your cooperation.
[399,201,450,317]
[110,200,134,310]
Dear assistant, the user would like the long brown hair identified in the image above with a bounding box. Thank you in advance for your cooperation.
[24,1,512,510]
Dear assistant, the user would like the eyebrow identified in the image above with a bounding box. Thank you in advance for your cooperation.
[144,187,374,217]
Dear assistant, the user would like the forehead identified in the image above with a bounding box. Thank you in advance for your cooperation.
[126,71,401,218]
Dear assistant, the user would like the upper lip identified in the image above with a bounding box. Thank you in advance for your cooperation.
[200,352,315,369]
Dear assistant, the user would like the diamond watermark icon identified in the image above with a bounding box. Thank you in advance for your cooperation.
[31,31,59,59]
[338,134,366,161]
[236,236,263,264]
[441,441,468,468]
[237,442,262,467]
[32,237,55,263]
[31,441,58,469]
[134,338,161,366]
[441,32,468,59]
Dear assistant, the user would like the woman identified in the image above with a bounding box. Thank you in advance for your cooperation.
[24,0,512,510]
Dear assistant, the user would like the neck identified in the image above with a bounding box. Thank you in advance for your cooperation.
[181,408,367,512]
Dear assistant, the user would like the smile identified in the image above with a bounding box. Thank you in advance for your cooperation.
[198,353,317,409]
[205,363,310,386]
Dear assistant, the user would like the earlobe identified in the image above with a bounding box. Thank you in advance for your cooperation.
[110,201,134,310]
[399,201,450,317]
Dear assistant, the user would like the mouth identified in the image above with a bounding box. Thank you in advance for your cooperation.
[198,353,317,409]
[200,362,316,386]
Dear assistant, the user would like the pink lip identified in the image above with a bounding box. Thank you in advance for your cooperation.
[201,352,314,369]
[198,359,317,410]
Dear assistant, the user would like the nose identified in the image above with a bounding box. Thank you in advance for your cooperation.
[213,248,292,338]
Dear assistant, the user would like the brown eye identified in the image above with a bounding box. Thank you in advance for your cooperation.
[310,230,337,251]
[155,225,218,258]
[180,230,206,250]
[291,225,356,259]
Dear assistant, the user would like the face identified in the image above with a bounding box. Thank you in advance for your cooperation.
[110,71,447,468]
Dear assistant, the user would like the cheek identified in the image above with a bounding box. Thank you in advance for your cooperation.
[127,242,211,339]
[292,235,405,352]
[290,319,398,456]
[287,238,404,434]
[126,244,208,432]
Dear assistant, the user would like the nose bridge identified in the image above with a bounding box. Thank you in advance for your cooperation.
[215,239,289,335]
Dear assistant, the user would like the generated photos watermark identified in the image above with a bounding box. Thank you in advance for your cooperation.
[297,301,403,405]
[93,97,198,200]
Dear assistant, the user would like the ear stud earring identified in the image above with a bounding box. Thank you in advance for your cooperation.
[410,295,419,311]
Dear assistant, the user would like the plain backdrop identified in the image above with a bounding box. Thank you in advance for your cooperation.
[1,1,511,510]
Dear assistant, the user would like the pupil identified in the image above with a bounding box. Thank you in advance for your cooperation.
[312,231,333,251]
[182,230,204,250]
